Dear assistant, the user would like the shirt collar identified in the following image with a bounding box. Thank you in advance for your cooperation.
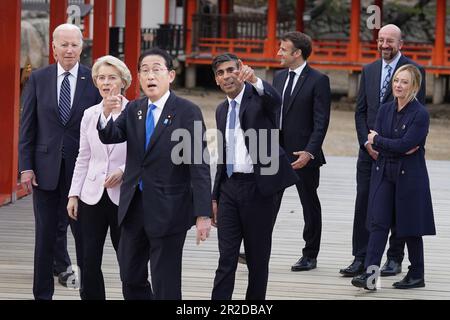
[289,61,307,77]
[382,52,402,71]
[57,62,79,78]
[148,90,171,110]
[227,84,246,107]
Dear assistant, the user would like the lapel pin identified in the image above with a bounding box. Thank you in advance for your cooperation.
[402,124,406,130]
[137,110,143,120]
[164,115,172,125]
[81,76,86,80]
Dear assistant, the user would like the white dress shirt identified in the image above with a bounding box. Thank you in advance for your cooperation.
[57,62,79,107]
[225,84,255,174]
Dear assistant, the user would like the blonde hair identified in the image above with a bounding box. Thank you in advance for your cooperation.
[92,55,132,90]
[392,64,422,104]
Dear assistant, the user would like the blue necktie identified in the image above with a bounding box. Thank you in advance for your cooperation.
[139,104,157,191]
[59,72,71,125]
[226,100,237,178]
[380,65,392,103]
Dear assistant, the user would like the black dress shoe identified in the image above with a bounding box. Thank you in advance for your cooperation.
[339,259,365,277]
[58,271,78,288]
[291,256,317,271]
[393,274,425,289]
[380,259,402,277]
[351,273,377,291]
[238,253,247,265]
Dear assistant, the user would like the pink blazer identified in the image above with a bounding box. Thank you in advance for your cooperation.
[69,99,128,205]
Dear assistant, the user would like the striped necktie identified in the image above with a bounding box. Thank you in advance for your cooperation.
[59,72,72,125]
[380,65,392,103]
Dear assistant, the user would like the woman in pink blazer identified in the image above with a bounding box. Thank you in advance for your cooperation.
[67,55,131,300]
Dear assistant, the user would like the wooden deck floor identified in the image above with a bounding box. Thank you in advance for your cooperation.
[1,156,449,300]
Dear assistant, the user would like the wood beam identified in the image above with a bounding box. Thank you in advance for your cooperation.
[349,0,361,61]
[93,0,111,61]
[125,0,141,99]
[266,0,277,58]
[296,0,305,32]
[0,0,21,201]
[49,0,68,64]
[433,0,446,65]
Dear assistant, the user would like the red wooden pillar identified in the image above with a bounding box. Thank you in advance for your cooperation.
[93,0,110,62]
[349,0,361,61]
[185,0,197,56]
[83,0,91,39]
[266,0,277,58]
[49,0,68,64]
[219,0,230,39]
[296,0,305,32]
[373,0,383,42]
[125,0,141,100]
[433,0,446,65]
[0,0,21,203]
[111,0,116,26]
[165,0,170,24]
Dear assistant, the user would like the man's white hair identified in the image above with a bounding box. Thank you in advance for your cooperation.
[52,23,83,45]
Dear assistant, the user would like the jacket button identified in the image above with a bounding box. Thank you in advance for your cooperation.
[376,166,379,171]
[401,170,405,175]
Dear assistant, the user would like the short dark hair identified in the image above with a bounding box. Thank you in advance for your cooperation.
[138,47,173,71]
[281,31,312,60]
[211,53,240,74]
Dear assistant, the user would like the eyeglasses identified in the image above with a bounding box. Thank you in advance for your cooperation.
[139,67,168,76]
[377,38,397,45]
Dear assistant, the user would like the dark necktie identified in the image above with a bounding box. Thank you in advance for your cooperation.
[59,72,71,125]
[282,71,296,125]
[226,100,237,177]
[380,64,392,103]
[139,103,157,191]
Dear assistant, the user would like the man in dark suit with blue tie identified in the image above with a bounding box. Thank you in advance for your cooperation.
[19,24,102,299]
[340,24,426,277]
[272,32,331,272]
[97,48,212,300]
[210,53,298,300]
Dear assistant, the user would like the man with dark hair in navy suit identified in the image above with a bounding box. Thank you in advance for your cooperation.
[97,48,212,300]
[210,53,298,300]
[19,23,102,300]
[340,24,426,278]
[272,31,331,272]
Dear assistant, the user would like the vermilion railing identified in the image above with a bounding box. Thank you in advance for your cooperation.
[188,38,450,74]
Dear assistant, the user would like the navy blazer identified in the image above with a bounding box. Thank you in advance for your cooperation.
[212,81,298,201]
[98,92,212,238]
[355,55,426,149]
[367,99,435,237]
[19,63,102,190]
[273,64,331,167]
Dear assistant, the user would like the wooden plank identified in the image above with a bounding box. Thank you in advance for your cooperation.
[0,156,449,300]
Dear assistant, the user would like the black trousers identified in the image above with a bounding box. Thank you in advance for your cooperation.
[212,173,275,300]
[79,190,121,300]
[365,160,424,278]
[353,149,405,262]
[32,160,83,300]
[118,189,186,300]
[274,167,321,259]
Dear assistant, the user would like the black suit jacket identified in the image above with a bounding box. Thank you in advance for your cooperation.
[19,63,102,190]
[212,81,298,201]
[98,92,212,238]
[273,64,331,167]
[355,54,426,148]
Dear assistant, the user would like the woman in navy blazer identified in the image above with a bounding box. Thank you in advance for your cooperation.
[67,55,131,299]
[352,64,435,290]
